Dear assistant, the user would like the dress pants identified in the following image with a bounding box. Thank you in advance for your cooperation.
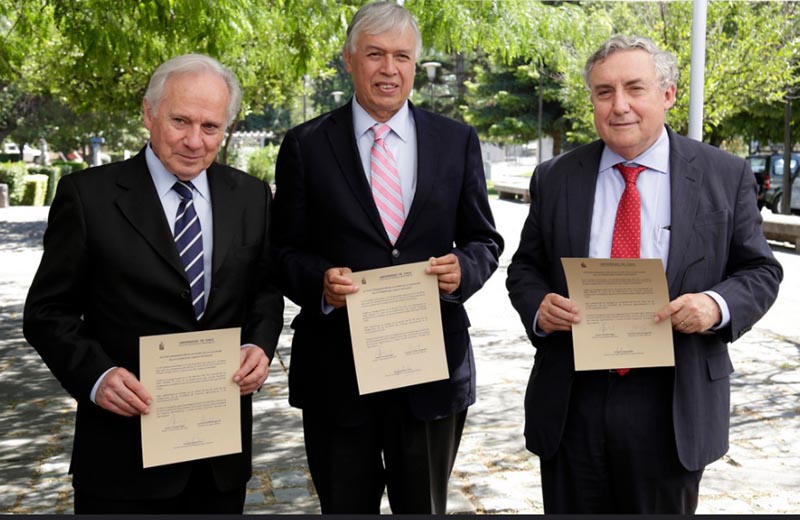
[302,398,467,514]
[540,367,704,514]
[73,460,246,514]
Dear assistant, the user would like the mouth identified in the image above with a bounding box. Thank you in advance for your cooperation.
[375,83,399,92]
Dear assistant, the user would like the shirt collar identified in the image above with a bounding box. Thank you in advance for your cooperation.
[599,126,670,174]
[145,142,210,201]
[352,96,413,143]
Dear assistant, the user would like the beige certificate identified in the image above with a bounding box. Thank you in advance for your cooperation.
[346,261,449,395]
[561,258,674,371]
[139,327,241,468]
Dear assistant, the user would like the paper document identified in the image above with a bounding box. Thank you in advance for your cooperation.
[139,327,242,468]
[346,261,449,395]
[561,258,674,371]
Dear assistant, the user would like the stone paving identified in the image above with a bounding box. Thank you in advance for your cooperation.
[1,199,799,514]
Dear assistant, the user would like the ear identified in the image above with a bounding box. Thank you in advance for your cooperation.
[663,83,677,111]
[343,49,353,74]
[143,98,154,131]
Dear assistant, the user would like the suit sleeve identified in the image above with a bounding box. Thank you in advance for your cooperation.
[450,127,504,302]
[241,180,285,359]
[506,164,556,343]
[23,176,116,401]
[706,159,783,342]
[271,129,335,311]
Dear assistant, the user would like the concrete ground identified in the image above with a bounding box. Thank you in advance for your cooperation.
[1,198,799,514]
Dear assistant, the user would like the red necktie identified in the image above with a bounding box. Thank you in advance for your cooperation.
[611,163,646,376]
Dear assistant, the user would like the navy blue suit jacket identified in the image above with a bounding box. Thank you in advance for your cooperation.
[271,101,503,423]
[507,127,782,471]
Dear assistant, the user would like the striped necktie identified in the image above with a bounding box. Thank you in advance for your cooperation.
[370,123,404,244]
[172,181,205,321]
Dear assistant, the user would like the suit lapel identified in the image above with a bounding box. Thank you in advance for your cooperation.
[208,163,237,277]
[665,131,702,296]
[401,105,437,240]
[567,143,603,257]
[324,104,388,240]
[114,152,185,278]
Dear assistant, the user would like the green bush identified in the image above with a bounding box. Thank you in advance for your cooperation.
[28,166,62,205]
[21,174,48,206]
[52,160,88,175]
[0,162,29,205]
[0,153,22,163]
[246,144,279,184]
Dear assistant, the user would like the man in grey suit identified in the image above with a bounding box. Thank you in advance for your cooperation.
[24,54,284,513]
[507,35,782,514]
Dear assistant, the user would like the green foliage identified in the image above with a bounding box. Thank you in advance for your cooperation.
[246,144,279,185]
[0,161,28,205]
[0,153,22,163]
[52,160,88,175]
[27,165,62,205]
[21,174,48,206]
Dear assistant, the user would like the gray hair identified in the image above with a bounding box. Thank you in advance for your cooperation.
[144,53,242,127]
[583,35,678,91]
[344,1,422,57]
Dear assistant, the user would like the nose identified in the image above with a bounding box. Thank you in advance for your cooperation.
[183,125,203,149]
[611,91,630,114]
[379,55,397,75]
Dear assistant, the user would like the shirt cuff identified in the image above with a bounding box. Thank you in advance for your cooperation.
[90,367,116,404]
[703,290,730,330]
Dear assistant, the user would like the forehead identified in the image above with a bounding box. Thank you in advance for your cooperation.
[356,25,416,52]
[589,49,657,87]
[160,71,229,118]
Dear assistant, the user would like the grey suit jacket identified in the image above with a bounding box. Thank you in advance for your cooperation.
[506,127,782,471]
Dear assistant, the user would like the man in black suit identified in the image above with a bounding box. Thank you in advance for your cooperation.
[23,54,284,514]
[507,35,782,514]
[271,1,502,514]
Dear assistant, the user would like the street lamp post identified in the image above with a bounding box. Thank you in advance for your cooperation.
[302,74,310,121]
[331,90,344,105]
[421,61,441,112]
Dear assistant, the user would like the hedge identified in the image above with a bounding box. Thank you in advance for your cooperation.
[0,162,29,205]
[246,144,279,184]
[27,165,62,205]
[51,160,88,175]
[21,174,49,206]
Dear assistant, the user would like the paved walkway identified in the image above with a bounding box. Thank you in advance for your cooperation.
[1,200,799,514]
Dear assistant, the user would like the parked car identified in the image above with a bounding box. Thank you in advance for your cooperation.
[747,152,800,212]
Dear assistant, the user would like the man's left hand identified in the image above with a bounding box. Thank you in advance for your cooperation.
[426,254,461,294]
[655,293,721,334]
[233,346,270,395]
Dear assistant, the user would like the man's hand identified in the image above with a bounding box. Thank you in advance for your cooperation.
[655,293,721,334]
[95,367,152,417]
[234,346,271,396]
[425,254,461,294]
[537,293,580,334]
[323,267,358,309]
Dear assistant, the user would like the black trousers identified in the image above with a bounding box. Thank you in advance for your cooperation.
[302,403,467,514]
[73,461,246,514]
[540,368,703,514]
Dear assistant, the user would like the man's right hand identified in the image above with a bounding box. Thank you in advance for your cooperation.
[95,367,152,417]
[323,267,358,309]
[537,293,580,335]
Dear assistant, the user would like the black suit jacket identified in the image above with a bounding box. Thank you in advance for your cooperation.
[507,128,782,471]
[271,101,503,423]
[23,150,284,499]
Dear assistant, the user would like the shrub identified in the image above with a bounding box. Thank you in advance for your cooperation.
[0,162,29,205]
[21,174,49,206]
[246,144,279,185]
[0,153,22,163]
[52,160,88,175]
[28,166,63,205]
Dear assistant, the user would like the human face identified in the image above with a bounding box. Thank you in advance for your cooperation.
[343,25,417,123]
[143,71,229,181]
[589,49,676,161]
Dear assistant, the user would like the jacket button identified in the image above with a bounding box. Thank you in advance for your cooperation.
[391,249,400,258]
[180,290,190,300]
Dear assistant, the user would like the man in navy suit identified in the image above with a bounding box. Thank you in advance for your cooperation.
[24,54,284,513]
[271,1,502,513]
[507,35,782,514]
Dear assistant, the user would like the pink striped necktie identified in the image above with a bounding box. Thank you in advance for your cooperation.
[370,123,404,244]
